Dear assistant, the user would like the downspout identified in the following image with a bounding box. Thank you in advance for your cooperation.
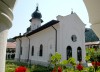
[52,26,57,52]
[26,36,30,62]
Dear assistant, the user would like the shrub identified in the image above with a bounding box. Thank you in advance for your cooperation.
[31,65,50,72]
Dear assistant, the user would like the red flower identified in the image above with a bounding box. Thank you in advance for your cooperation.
[52,68,56,72]
[58,66,62,72]
[15,66,27,72]
[92,61,100,67]
[76,64,83,71]
[52,66,62,72]
[92,62,96,67]
[97,62,100,66]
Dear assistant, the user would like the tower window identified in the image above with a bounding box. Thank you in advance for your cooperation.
[39,44,43,56]
[77,47,82,62]
[31,46,34,56]
[66,46,72,60]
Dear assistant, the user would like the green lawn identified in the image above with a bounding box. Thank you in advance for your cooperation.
[6,60,51,72]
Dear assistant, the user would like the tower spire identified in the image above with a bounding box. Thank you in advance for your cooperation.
[71,8,74,14]
[29,4,43,23]
[36,3,39,11]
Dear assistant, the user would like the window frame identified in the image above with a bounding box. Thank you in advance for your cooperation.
[31,46,34,56]
[39,44,43,56]
[66,46,72,60]
[77,47,82,62]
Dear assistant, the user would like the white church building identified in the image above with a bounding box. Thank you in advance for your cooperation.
[14,6,86,66]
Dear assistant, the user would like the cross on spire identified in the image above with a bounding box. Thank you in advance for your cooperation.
[36,3,39,11]
[71,8,74,14]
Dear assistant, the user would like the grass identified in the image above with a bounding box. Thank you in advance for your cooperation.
[6,60,30,72]
[6,60,52,72]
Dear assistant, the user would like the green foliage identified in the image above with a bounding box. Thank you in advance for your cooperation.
[50,52,100,72]
[51,52,61,66]
[6,51,100,72]
[6,61,17,72]
[60,60,68,65]
[50,52,76,67]
[85,55,90,61]
[31,65,50,72]
[86,48,100,62]
[67,57,76,66]
[6,60,52,72]
[50,53,77,72]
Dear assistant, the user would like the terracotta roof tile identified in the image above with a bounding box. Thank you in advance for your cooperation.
[7,42,16,48]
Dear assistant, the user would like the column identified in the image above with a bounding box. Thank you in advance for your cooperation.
[0,23,8,72]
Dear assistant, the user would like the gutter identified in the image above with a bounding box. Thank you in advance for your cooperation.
[52,26,57,52]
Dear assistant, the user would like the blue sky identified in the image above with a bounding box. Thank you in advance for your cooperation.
[8,0,91,38]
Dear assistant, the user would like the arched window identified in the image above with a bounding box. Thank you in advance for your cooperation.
[11,54,15,59]
[67,46,72,60]
[8,54,10,59]
[31,46,34,56]
[39,44,43,56]
[77,47,82,62]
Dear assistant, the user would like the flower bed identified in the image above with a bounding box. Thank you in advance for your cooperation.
[6,48,100,72]
[6,60,51,72]
[50,52,100,72]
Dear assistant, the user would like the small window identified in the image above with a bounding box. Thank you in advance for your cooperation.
[66,46,72,60]
[71,35,77,42]
[39,44,43,56]
[77,47,82,62]
[31,46,34,56]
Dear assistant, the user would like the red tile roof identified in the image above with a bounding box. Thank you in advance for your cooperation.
[7,42,16,48]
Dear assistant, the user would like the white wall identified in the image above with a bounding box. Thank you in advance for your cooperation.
[15,39,20,60]
[20,37,29,61]
[15,13,86,65]
[31,19,41,30]
[57,13,86,63]
[29,26,56,63]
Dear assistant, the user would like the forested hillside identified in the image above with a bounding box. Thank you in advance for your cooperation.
[7,38,15,42]
[85,28,99,42]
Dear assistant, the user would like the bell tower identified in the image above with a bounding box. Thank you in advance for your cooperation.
[29,5,43,31]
